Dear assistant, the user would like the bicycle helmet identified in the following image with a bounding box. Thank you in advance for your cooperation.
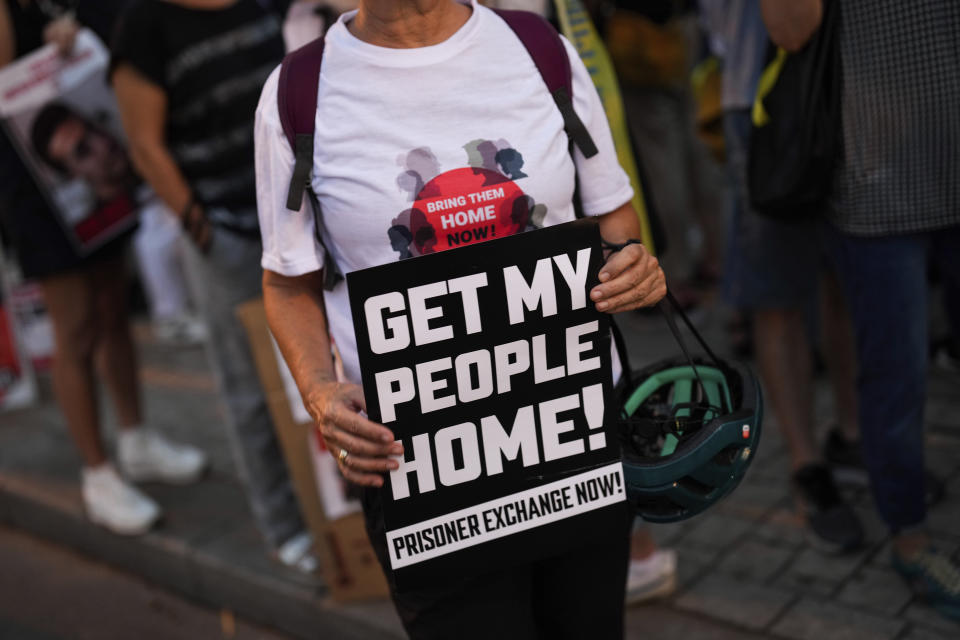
[616,295,763,523]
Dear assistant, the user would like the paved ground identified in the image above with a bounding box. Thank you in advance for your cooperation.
[0,305,958,640]
[0,525,287,640]
[618,306,960,640]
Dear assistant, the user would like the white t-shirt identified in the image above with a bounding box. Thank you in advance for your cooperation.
[255,0,633,386]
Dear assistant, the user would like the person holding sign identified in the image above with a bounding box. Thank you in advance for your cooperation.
[0,1,208,536]
[255,0,665,637]
[110,0,316,570]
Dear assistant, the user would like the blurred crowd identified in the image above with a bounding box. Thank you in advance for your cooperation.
[0,0,957,624]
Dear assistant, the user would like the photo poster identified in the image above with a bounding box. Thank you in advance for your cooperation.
[0,29,138,257]
[347,218,628,589]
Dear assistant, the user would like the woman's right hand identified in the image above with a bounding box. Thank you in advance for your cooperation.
[182,203,211,252]
[305,381,403,487]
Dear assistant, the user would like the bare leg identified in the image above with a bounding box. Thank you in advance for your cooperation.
[90,253,142,430]
[630,526,657,561]
[754,308,817,470]
[894,530,929,557]
[41,271,105,467]
[819,269,859,441]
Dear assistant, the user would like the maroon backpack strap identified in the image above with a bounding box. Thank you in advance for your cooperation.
[491,8,598,158]
[278,36,325,211]
[277,36,343,290]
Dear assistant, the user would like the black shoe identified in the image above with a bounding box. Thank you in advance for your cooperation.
[793,463,865,554]
[823,428,946,507]
[931,339,960,374]
[925,471,946,507]
[822,428,870,487]
[725,314,753,359]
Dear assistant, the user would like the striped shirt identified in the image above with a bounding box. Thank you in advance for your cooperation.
[112,0,287,232]
[830,0,960,236]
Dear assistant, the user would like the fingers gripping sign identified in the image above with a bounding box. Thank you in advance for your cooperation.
[307,381,403,487]
[591,241,667,313]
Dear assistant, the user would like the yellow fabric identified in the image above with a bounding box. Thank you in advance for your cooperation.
[690,56,724,161]
[553,0,656,255]
[752,48,788,127]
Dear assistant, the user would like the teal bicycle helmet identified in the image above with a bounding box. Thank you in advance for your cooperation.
[616,294,763,523]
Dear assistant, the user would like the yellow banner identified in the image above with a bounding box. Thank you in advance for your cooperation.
[553,0,656,255]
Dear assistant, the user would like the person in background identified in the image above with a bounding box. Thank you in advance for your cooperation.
[133,199,208,346]
[0,0,207,536]
[931,271,960,374]
[604,0,724,310]
[698,0,865,553]
[110,0,315,572]
[37,0,208,348]
[764,0,960,621]
[626,524,676,604]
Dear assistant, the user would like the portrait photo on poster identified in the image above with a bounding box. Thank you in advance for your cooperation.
[0,30,139,257]
[347,218,628,589]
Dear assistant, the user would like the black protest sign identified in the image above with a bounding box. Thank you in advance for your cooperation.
[347,218,627,588]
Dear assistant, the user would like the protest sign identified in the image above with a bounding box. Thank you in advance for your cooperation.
[0,29,138,256]
[348,218,627,587]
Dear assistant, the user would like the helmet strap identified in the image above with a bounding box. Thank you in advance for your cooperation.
[658,291,730,412]
[663,291,724,369]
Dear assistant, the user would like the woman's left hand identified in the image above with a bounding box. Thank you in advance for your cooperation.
[43,15,79,56]
[590,242,667,313]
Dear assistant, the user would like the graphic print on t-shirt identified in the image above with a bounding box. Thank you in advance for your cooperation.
[388,139,547,260]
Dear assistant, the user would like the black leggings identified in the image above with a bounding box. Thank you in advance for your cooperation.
[361,488,633,640]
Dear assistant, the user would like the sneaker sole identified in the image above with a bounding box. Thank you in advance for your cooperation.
[625,572,677,606]
[121,463,209,486]
[899,573,960,622]
[87,508,160,536]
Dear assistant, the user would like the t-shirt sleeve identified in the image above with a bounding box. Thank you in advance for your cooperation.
[563,36,635,217]
[110,0,167,88]
[254,65,327,276]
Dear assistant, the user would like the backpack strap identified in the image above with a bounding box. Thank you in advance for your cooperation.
[278,36,343,290]
[492,8,598,159]
[279,37,324,211]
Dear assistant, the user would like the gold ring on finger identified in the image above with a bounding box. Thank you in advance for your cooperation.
[337,448,349,465]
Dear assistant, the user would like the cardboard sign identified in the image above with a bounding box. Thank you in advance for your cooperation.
[236,299,388,602]
[348,218,626,587]
[0,30,138,256]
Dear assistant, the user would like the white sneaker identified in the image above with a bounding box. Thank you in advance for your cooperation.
[118,428,208,484]
[82,465,161,535]
[626,549,677,605]
[276,531,319,574]
[153,314,208,347]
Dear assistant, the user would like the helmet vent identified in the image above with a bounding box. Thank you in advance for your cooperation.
[632,495,685,519]
[713,444,742,467]
[677,475,713,496]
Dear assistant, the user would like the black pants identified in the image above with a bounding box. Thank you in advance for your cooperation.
[362,488,633,640]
